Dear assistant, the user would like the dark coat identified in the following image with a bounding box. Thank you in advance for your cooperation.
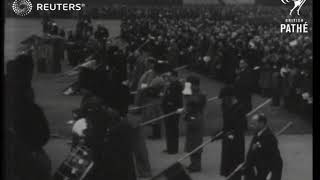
[259,64,273,89]
[85,107,137,180]
[221,47,238,83]
[161,80,183,113]
[220,101,247,178]
[234,68,254,113]
[245,128,283,180]
[6,99,51,180]
[183,92,207,153]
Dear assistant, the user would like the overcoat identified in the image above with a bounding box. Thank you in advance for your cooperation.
[220,101,247,179]
[183,91,207,153]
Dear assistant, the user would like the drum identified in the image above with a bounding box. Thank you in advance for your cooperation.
[53,146,94,180]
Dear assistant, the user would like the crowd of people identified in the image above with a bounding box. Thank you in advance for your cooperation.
[120,6,313,119]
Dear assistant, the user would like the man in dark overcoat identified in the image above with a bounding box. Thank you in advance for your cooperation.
[180,76,207,172]
[161,70,183,154]
[234,59,253,114]
[219,86,247,180]
[244,114,283,180]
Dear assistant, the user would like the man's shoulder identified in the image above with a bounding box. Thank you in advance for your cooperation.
[260,128,278,142]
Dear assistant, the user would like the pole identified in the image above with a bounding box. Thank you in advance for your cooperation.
[177,131,225,162]
[129,103,158,111]
[138,96,219,127]
[149,130,230,180]
[130,64,192,95]
[177,98,271,164]
[246,98,272,117]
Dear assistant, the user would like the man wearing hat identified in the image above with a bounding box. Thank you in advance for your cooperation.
[219,85,247,180]
[179,75,207,172]
[6,55,51,180]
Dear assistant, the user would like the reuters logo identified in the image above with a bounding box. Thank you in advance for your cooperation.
[12,0,33,16]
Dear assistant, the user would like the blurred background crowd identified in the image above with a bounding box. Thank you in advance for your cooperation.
[10,4,313,120]
[120,6,313,119]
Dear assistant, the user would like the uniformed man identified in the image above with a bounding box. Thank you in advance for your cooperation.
[77,98,137,180]
[134,57,157,107]
[6,55,51,180]
[161,70,183,154]
[141,61,166,139]
[234,59,254,114]
[244,114,283,180]
[219,86,247,180]
[179,75,207,172]
[75,71,137,180]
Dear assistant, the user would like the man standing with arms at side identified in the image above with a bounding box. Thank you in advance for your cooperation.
[180,76,207,172]
[161,70,183,154]
[244,114,283,180]
[234,59,253,114]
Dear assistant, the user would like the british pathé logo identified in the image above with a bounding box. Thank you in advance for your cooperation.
[280,0,309,33]
[11,0,86,16]
[281,0,307,16]
[280,18,308,33]
[12,0,33,16]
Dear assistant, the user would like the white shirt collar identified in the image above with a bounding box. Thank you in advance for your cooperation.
[257,126,267,137]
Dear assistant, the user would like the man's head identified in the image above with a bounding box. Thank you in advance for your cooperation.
[249,113,268,132]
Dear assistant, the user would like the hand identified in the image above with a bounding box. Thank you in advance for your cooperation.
[176,108,184,114]
[252,142,262,150]
[266,172,272,180]
[141,83,148,89]
[228,134,234,140]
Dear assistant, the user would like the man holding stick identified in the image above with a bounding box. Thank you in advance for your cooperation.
[161,70,183,154]
[180,75,207,172]
[219,86,247,180]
